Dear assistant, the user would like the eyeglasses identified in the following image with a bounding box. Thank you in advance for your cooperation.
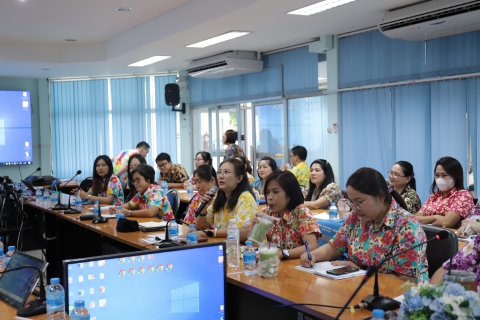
[345,196,372,211]
[132,178,144,185]
[387,170,405,178]
[194,158,203,162]
[157,162,169,169]
[217,170,235,177]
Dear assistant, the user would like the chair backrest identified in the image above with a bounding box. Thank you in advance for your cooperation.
[79,177,93,192]
[166,189,180,219]
[421,224,458,278]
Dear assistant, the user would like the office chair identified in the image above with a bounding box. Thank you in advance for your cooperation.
[421,224,458,278]
[79,177,93,192]
[166,189,180,219]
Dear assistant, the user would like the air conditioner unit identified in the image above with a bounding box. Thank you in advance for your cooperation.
[378,0,480,41]
[186,51,263,79]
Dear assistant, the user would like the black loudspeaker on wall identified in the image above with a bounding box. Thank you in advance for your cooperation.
[165,83,180,106]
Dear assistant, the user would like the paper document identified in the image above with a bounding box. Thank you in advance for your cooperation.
[313,212,329,220]
[138,221,167,228]
[88,206,112,213]
[295,262,366,280]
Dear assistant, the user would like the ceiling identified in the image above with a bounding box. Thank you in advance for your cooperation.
[0,0,424,79]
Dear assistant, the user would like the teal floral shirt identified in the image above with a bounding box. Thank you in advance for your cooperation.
[223,144,244,160]
[331,199,429,282]
[251,178,264,195]
[87,174,124,206]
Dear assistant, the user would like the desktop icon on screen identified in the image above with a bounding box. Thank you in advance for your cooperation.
[118,270,126,277]
[157,264,164,272]
[129,268,135,276]
[166,263,173,271]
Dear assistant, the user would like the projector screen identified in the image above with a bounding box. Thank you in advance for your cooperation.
[0,90,33,166]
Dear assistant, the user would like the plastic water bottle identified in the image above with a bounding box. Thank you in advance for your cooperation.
[227,219,240,267]
[243,240,256,276]
[43,190,51,209]
[70,300,89,319]
[36,188,43,206]
[5,246,15,267]
[0,237,4,269]
[46,278,66,320]
[187,181,194,198]
[116,206,124,223]
[168,219,178,242]
[22,183,28,197]
[161,180,168,194]
[51,191,59,207]
[186,224,198,245]
[74,195,82,212]
[329,202,338,220]
[93,201,100,220]
[372,309,385,320]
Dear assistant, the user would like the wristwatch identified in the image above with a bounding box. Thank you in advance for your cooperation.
[199,213,207,217]
[88,194,91,200]
[282,249,290,260]
[127,210,131,217]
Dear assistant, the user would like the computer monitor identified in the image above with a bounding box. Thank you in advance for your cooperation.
[63,242,226,319]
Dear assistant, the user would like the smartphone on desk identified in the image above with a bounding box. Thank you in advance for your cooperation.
[326,266,360,276]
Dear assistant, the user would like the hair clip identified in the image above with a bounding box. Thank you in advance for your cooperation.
[388,187,393,193]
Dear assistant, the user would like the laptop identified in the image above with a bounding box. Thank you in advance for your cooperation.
[63,242,226,319]
[21,179,37,194]
[0,251,47,309]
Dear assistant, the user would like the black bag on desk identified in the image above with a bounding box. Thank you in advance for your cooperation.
[116,218,140,232]
[31,175,56,186]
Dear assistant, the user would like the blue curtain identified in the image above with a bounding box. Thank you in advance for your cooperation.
[287,96,328,165]
[467,79,480,195]
[51,80,109,181]
[394,84,432,202]
[339,30,480,89]
[430,80,468,185]
[339,88,394,188]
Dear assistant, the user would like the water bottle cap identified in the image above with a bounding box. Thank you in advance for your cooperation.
[372,309,385,317]
[8,246,15,251]
[230,219,236,223]
[95,201,99,204]
[74,300,85,308]
[189,224,195,229]
[245,241,252,246]
[331,202,336,206]
[117,206,122,210]
[50,278,60,284]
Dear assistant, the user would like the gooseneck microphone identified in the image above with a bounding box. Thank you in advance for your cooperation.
[24,167,41,180]
[53,170,81,210]
[159,219,186,248]
[194,186,218,218]
[361,230,449,311]
[0,265,46,317]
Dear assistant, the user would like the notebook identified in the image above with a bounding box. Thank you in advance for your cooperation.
[295,262,366,280]
[138,221,167,232]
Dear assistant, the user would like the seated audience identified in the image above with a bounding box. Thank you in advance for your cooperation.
[300,167,428,283]
[196,159,258,240]
[223,129,245,160]
[73,155,124,206]
[416,156,474,228]
[183,165,218,226]
[258,170,320,260]
[280,146,310,195]
[430,234,480,291]
[183,151,214,189]
[156,152,189,188]
[111,141,150,188]
[388,161,421,213]
[125,154,147,202]
[111,164,173,219]
[251,156,277,199]
[304,159,341,210]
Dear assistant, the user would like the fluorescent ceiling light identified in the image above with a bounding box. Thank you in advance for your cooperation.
[288,0,357,16]
[128,56,171,67]
[186,31,251,48]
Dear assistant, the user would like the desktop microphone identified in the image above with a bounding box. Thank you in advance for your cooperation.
[0,265,46,317]
[194,186,217,218]
[24,167,41,181]
[334,265,378,320]
[361,230,449,311]
[159,219,187,248]
[53,170,81,210]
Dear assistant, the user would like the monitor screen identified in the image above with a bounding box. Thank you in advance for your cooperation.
[0,90,33,166]
[64,243,226,320]
[0,251,46,309]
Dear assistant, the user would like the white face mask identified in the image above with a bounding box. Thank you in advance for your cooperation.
[436,178,454,191]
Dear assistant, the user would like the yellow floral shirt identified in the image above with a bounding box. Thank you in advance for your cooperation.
[291,161,310,187]
[206,191,258,228]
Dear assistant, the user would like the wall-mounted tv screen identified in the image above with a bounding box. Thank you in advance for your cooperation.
[0,90,33,166]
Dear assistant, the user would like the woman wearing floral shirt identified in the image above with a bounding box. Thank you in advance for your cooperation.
[258,170,320,260]
[300,168,428,283]
[74,155,124,206]
[304,159,342,210]
[111,164,173,220]
[416,157,474,228]
[223,129,245,160]
[196,159,258,240]
[183,165,217,226]
[388,161,421,213]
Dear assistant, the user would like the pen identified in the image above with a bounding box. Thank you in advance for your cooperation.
[305,241,312,262]
[463,224,472,236]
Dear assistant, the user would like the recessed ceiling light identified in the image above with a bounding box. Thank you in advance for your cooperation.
[186,31,251,48]
[288,0,357,16]
[128,56,171,67]
[117,7,132,12]
[65,39,76,42]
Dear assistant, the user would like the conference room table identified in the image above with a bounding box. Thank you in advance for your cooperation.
[10,201,410,319]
